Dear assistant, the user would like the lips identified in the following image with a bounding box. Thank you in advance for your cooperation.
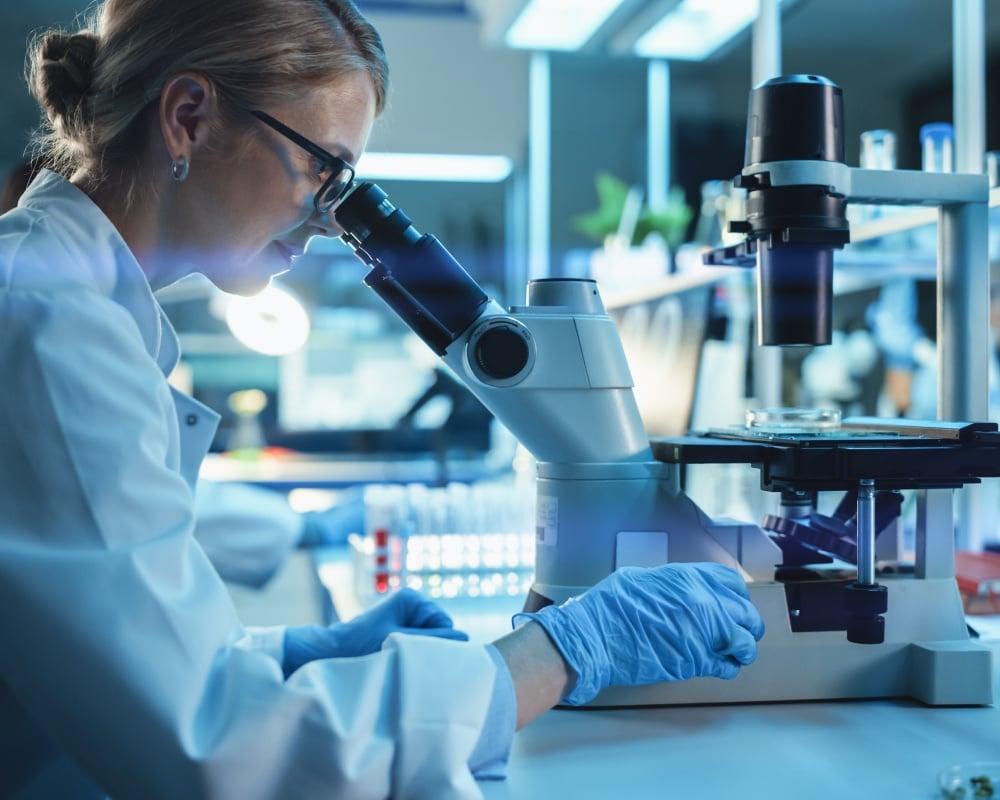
[273,241,304,265]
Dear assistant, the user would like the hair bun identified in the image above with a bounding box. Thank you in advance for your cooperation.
[32,31,99,128]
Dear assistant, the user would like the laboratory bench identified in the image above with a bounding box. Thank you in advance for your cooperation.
[308,547,1000,800]
[199,450,503,490]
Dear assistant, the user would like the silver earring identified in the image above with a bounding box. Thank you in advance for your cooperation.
[170,155,189,182]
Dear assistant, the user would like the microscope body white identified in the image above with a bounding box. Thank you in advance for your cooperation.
[531,460,780,605]
[437,282,780,604]
[439,292,651,465]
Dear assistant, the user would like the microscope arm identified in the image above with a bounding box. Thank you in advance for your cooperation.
[335,182,652,465]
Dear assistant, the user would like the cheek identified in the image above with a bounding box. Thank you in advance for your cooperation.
[290,179,318,217]
[236,183,313,244]
[233,147,311,224]
[265,173,315,228]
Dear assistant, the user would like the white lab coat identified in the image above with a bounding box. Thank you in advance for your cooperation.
[193,480,305,588]
[0,171,507,799]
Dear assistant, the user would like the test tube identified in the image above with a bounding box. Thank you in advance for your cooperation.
[985,151,1000,188]
[364,485,393,595]
[920,122,954,173]
[852,129,898,245]
[860,129,897,171]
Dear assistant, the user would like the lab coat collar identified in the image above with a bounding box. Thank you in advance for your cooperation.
[19,170,180,376]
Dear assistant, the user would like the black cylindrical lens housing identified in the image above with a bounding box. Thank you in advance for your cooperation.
[743,184,848,240]
[745,74,845,166]
[758,241,834,346]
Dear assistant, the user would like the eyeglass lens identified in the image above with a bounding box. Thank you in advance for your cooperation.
[317,165,355,212]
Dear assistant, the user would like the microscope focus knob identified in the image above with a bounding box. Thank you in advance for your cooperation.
[844,581,888,644]
[469,320,533,384]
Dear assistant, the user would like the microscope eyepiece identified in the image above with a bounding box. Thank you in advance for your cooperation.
[334,181,488,356]
[335,181,420,263]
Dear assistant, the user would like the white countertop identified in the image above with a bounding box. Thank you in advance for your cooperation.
[465,604,1000,799]
[479,677,1000,799]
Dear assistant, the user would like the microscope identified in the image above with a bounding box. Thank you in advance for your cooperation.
[335,74,996,706]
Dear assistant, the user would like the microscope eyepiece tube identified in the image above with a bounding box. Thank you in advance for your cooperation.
[335,182,489,356]
[335,182,421,261]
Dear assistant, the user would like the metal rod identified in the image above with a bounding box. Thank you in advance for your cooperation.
[938,200,989,423]
[857,479,876,585]
[950,0,987,551]
[953,0,986,175]
[646,59,669,211]
[752,0,781,85]
[749,0,783,409]
[940,199,989,551]
[528,51,550,281]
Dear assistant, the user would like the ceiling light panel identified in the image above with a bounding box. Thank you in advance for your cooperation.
[634,0,760,60]
[505,0,628,50]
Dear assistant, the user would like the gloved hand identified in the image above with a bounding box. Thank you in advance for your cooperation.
[283,588,468,678]
[514,563,765,705]
[866,280,925,370]
[299,487,366,547]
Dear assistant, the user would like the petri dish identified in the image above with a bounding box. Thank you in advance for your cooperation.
[744,407,842,433]
[938,762,1000,798]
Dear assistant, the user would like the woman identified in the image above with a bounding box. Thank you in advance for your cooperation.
[0,1,765,797]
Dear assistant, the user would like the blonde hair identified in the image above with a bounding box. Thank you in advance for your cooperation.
[28,0,388,185]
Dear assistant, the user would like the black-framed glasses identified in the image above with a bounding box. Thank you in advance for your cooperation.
[249,109,355,214]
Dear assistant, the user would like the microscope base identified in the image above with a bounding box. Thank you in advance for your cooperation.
[581,578,993,707]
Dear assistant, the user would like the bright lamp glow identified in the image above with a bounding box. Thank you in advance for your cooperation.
[356,152,513,182]
[634,0,759,60]
[225,284,310,356]
[505,0,627,50]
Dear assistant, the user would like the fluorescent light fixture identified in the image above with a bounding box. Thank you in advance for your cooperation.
[505,0,627,51]
[634,0,759,60]
[356,152,513,183]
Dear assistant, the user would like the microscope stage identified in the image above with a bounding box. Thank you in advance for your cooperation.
[650,418,1000,492]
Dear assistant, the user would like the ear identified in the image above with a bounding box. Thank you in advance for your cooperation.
[159,72,216,163]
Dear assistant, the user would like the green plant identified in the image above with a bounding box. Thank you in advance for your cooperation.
[572,171,693,249]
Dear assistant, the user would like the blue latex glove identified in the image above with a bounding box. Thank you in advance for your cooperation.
[282,588,468,678]
[299,487,366,548]
[514,563,765,705]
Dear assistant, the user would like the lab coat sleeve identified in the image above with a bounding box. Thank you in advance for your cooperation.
[193,479,305,588]
[230,633,517,779]
[468,644,517,779]
[0,287,499,800]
